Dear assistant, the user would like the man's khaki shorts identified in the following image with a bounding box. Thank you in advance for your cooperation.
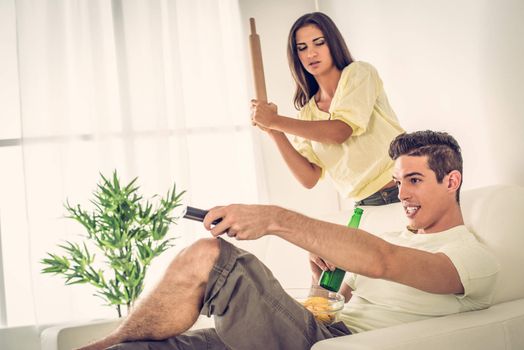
[109,238,350,350]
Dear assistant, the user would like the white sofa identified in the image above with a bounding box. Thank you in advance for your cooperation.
[40,185,524,350]
[313,184,524,349]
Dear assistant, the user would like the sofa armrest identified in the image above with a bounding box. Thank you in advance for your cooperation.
[40,315,215,350]
[312,299,524,350]
[40,319,122,350]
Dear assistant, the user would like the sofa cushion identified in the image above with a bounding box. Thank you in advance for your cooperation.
[312,298,524,350]
[460,185,524,303]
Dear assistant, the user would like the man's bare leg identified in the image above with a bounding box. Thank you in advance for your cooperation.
[76,238,221,350]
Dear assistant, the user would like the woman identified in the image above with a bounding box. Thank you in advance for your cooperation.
[251,12,404,207]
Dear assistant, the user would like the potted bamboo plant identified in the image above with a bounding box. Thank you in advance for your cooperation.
[41,171,184,317]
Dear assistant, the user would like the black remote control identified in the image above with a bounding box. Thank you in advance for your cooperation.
[183,206,222,225]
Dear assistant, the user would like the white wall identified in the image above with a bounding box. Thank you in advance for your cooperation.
[321,0,524,190]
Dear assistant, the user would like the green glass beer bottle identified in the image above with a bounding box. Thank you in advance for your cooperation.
[318,207,363,292]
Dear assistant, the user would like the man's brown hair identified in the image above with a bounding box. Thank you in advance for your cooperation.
[389,130,463,202]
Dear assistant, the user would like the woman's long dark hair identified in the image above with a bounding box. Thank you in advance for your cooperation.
[287,12,353,110]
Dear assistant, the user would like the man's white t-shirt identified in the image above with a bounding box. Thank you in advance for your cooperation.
[341,225,500,333]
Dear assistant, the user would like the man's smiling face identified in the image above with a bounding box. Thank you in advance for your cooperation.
[393,155,456,234]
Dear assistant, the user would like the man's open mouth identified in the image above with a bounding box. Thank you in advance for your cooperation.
[404,205,420,217]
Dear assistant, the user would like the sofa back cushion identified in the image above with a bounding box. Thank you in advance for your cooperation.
[460,185,524,303]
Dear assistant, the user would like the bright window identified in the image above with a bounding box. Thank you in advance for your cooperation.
[0,0,264,327]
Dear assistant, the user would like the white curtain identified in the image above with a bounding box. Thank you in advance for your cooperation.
[9,0,266,326]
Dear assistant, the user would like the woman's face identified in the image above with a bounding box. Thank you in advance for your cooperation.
[295,24,334,76]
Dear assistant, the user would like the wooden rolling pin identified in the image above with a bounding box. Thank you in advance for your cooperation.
[248,18,267,102]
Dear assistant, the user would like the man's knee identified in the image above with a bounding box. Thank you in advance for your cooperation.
[169,238,221,282]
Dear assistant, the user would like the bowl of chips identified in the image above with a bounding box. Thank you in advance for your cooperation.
[287,285,345,325]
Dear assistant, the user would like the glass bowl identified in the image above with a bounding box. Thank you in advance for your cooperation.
[287,285,345,325]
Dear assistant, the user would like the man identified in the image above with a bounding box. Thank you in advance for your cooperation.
[79,130,499,350]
